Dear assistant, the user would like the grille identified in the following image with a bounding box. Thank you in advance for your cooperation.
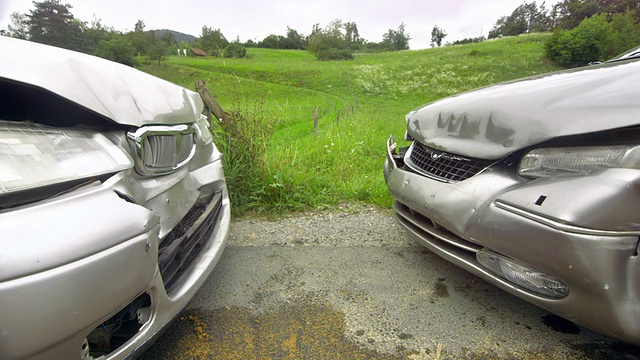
[157,191,223,293]
[406,142,494,182]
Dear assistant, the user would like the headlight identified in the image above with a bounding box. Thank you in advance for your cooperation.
[127,124,196,176]
[518,145,640,178]
[0,122,132,196]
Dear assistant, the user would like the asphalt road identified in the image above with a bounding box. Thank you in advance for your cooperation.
[141,206,640,359]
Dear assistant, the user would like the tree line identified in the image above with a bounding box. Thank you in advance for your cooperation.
[1,1,177,66]
[0,0,412,64]
[487,0,640,39]
[2,0,640,66]
[484,0,640,66]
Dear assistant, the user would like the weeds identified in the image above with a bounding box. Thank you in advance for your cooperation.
[212,96,278,214]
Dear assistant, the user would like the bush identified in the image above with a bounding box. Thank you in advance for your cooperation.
[316,48,354,61]
[544,14,615,66]
[93,37,137,66]
[224,42,247,58]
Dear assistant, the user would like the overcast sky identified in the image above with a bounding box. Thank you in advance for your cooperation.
[0,0,559,49]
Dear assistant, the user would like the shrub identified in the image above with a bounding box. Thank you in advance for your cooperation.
[452,36,485,46]
[545,14,615,66]
[224,42,247,58]
[93,37,137,66]
[316,48,354,61]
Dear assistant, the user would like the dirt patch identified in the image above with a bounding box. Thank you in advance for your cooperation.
[141,303,414,360]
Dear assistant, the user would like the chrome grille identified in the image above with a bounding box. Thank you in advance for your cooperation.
[406,142,493,182]
[127,124,196,176]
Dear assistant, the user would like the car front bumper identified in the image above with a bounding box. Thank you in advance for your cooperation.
[0,153,230,359]
[384,136,640,345]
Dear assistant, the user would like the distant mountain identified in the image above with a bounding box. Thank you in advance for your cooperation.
[153,29,197,43]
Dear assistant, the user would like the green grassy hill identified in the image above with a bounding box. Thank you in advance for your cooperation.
[140,33,562,214]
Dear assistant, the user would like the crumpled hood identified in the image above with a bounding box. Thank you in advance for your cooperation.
[0,37,203,127]
[407,59,640,160]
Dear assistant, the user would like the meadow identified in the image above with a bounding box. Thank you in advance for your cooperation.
[140,33,562,215]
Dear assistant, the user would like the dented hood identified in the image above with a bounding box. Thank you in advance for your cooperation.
[407,59,640,160]
[0,37,203,127]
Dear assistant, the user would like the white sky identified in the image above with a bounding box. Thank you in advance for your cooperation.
[0,0,559,49]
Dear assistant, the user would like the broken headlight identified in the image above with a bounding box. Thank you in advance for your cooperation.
[127,124,196,176]
[518,145,640,178]
[0,121,132,196]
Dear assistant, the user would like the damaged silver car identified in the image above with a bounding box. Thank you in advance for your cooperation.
[0,37,230,359]
[385,45,640,345]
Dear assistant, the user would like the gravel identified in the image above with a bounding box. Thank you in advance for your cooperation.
[145,205,640,359]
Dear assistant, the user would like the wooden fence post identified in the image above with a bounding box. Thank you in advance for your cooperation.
[313,106,319,136]
[195,79,227,123]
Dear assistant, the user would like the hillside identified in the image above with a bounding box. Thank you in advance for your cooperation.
[152,29,197,43]
[140,33,562,214]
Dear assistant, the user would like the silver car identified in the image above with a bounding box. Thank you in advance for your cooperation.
[385,46,640,345]
[0,37,230,359]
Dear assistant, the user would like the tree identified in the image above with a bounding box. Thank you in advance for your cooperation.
[80,15,116,54]
[26,0,86,51]
[259,34,283,48]
[344,21,364,49]
[382,23,411,51]
[196,26,229,56]
[552,0,640,30]
[609,10,640,56]
[306,19,355,60]
[4,12,29,39]
[430,25,447,47]
[488,2,551,39]
[93,36,136,66]
[282,27,305,49]
[552,0,601,29]
[134,20,144,33]
[523,2,552,32]
[254,27,306,49]
[146,31,169,65]
[127,20,151,56]
[160,30,177,50]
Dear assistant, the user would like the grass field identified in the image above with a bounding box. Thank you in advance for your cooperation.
[139,33,563,215]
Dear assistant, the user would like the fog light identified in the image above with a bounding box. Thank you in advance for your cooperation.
[476,250,569,298]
